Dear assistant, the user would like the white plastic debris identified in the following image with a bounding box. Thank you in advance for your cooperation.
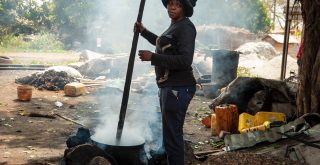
[94,76,106,80]
[55,101,63,108]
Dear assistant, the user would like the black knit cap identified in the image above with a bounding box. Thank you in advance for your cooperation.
[161,0,197,17]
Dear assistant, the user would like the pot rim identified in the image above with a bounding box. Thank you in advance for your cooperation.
[90,136,145,148]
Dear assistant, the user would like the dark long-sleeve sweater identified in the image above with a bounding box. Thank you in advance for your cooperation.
[141,17,196,87]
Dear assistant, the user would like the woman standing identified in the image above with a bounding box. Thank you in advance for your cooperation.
[135,0,197,164]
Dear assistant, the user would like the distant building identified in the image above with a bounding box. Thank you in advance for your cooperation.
[262,34,299,56]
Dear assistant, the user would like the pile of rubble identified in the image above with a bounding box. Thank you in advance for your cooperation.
[15,70,79,91]
[196,25,256,50]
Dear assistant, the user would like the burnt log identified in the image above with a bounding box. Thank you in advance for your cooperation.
[209,77,297,119]
[64,144,117,165]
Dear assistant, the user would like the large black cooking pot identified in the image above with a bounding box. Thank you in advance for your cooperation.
[90,136,147,165]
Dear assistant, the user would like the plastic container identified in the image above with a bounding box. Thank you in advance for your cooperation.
[238,113,254,132]
[215,104,239,134]
[201,115,211,128]
[211,114,217,136]
[254,111,286,126]
[241,121,271,133]
[17,85,32,101]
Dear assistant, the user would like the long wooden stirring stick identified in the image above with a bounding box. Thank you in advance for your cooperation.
[115,0,146,145]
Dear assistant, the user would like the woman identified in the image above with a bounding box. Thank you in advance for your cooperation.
[135,0,197,164]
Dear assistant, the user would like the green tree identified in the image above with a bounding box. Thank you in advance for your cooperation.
[0,0,21,37]
[194,0,271,33]
[52,0,98,48]
[17,0,54,31]
[0,0,54,41]
[236,0,271,32]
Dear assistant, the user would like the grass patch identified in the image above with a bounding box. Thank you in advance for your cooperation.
[10,58,77,66]
[237,67,254,77]
[11,59,23,64]
[0,32,66,53]
[29,59,78,66]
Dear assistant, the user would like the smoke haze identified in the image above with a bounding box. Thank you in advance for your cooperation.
[86,0,270,159]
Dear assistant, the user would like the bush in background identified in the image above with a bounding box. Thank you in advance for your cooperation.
[0,32,65,52]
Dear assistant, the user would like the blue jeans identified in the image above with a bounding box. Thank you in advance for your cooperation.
[159,85,196,165]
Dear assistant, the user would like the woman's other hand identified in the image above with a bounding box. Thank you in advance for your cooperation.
[138,50,152,61]
[134,22,145,33]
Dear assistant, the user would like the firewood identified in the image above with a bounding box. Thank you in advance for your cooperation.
[55,113,86,127]
[194,149,224,156]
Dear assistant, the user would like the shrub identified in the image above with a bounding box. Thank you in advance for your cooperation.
[237,67,254,77]
[0,32,65,52]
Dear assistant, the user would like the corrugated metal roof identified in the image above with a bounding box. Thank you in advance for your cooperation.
[263,34,299,44]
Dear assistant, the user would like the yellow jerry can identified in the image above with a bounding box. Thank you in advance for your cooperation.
[254,111,286,126]
[238,113,255,132]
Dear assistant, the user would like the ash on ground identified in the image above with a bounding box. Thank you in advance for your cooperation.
[15,69,79,90]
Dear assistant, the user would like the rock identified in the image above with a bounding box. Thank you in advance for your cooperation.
[236,42,277,60]
[79,50,104,62]
[77,54,129,79]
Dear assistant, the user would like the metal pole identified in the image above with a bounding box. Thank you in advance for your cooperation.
[116,0,146,144]
[280,0,291,80]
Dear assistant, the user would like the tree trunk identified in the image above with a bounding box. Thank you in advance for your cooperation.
[297,0,320,116]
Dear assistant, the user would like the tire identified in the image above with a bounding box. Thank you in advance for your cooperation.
[0,56,13,64]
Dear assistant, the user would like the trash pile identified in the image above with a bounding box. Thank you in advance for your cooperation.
[15,69,79,91]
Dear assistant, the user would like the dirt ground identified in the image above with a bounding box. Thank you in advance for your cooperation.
[0,52,215,164]
[0,52,302,165]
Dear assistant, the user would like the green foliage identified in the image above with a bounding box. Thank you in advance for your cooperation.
[30,59,76,65]
[0,32,65,52]
[0,0,272,51]
[0,0,20,37]
[52,0,100,48]
[234,0,271,32]
[237,67,253,77]
[0,0,54,41]
[17,0,54,30]
[195,0,271,33]
[28,32,64,51]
